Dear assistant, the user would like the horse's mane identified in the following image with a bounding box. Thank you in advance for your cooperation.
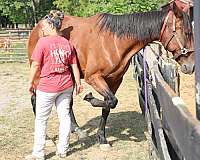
[182,12,193,39]
[98,9,192,41]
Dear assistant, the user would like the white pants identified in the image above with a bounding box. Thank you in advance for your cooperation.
[32,87,73,157]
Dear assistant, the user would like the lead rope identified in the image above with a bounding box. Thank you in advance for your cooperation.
[143,48,148,115]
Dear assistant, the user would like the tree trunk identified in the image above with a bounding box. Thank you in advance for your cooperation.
[32,0,40,26]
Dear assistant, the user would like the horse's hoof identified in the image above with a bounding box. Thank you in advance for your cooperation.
[75,128,87,139]
[83,92,93,101]
[99,143,111,151]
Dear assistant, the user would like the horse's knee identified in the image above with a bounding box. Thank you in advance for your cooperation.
[107,97,118,109]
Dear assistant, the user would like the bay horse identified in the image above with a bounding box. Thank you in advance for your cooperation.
[28,2,194,149]
[164,0,193,19]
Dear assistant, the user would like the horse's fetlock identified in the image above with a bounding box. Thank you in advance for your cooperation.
[97,131,107,144]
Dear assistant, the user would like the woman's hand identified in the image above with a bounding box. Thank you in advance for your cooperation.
[75,84,83,95]
[28,82,36,95]
[28,61,40,95]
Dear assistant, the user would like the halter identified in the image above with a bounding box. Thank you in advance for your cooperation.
[159,10,194,60]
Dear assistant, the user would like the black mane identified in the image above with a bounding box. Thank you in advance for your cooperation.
[97,11,166,41]
[97,9,192,41]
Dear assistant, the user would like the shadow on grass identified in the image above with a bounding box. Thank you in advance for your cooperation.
[46,111,147,159]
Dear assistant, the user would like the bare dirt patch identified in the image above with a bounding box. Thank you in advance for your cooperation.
[0,63,148,160]
[179,72,196,117]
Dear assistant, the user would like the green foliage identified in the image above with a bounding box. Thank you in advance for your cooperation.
[0,0,55,26]
[0,0,169,27]
[0,0,32,24]
[53,0,169,17]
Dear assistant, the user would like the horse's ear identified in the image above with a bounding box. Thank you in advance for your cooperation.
[171,2,183,18]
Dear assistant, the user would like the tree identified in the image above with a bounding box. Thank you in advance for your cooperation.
[0,0,168,28]
[53,0,169,17]
[0,0,55,28]
[0,0,32,28]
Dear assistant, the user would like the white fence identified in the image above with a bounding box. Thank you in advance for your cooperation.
[0,29,30,63]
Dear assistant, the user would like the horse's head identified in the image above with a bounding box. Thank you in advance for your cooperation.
[160,2,194,74]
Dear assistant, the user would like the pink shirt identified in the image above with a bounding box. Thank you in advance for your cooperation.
[31,35,77,92]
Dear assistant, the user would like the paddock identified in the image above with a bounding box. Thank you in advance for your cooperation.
[0,62,149,160]
[0,58,196,160]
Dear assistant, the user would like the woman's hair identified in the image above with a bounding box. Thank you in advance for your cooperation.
[44,10,64,30]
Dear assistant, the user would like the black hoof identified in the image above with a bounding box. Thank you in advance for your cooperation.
[83,92,94,101]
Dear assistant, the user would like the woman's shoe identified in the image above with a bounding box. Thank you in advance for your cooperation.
[25,154,45,160]
[56,152,67,158]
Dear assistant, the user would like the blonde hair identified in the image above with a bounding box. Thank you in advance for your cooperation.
[44,10,64,30]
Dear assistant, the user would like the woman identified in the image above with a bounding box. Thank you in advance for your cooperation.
[26,10,83,160]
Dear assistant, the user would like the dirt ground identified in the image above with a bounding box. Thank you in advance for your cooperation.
[179,72,196,117]
[0,62,196,160]
[0,62,149,160]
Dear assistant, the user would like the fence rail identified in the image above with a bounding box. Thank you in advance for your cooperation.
[133,44,200,160]
[0,29,29,62]
[0,53,28,63]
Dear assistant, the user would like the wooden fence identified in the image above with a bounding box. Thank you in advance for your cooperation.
[133,44,200,160]
[0,29,30,63]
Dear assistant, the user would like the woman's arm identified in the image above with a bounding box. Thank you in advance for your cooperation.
[71,63,83,95]
[28,61,40,94]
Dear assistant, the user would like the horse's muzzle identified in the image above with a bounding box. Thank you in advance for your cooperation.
[180,63,194,75]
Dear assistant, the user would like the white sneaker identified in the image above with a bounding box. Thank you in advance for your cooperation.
[25,154,45,160]
[56,148,71,158]
[56,152,67,158]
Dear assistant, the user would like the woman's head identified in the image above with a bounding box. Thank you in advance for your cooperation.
[41,10,64,36]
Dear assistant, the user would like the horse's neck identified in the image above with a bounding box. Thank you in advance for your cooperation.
[117,33,160,68]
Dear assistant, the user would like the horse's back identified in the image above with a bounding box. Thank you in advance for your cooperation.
[28,21,45,64]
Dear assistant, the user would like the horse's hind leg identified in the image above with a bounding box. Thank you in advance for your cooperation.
[70,97,78,131]
[84,74,118,109]
[70,97,87,139]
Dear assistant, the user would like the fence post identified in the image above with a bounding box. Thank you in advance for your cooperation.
[194,0,200,120]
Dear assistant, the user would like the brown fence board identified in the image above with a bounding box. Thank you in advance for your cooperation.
[153,63,200,160]
[148,83,171,160]
[133,53,171,160]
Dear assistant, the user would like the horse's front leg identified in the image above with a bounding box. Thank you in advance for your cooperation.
[84,74,122,150]
[97,108,110,149]
[97,78,123,150]
[84,74,118,109]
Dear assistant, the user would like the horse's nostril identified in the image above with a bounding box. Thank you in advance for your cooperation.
[181,64,194,74]
[180,64,188,74]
